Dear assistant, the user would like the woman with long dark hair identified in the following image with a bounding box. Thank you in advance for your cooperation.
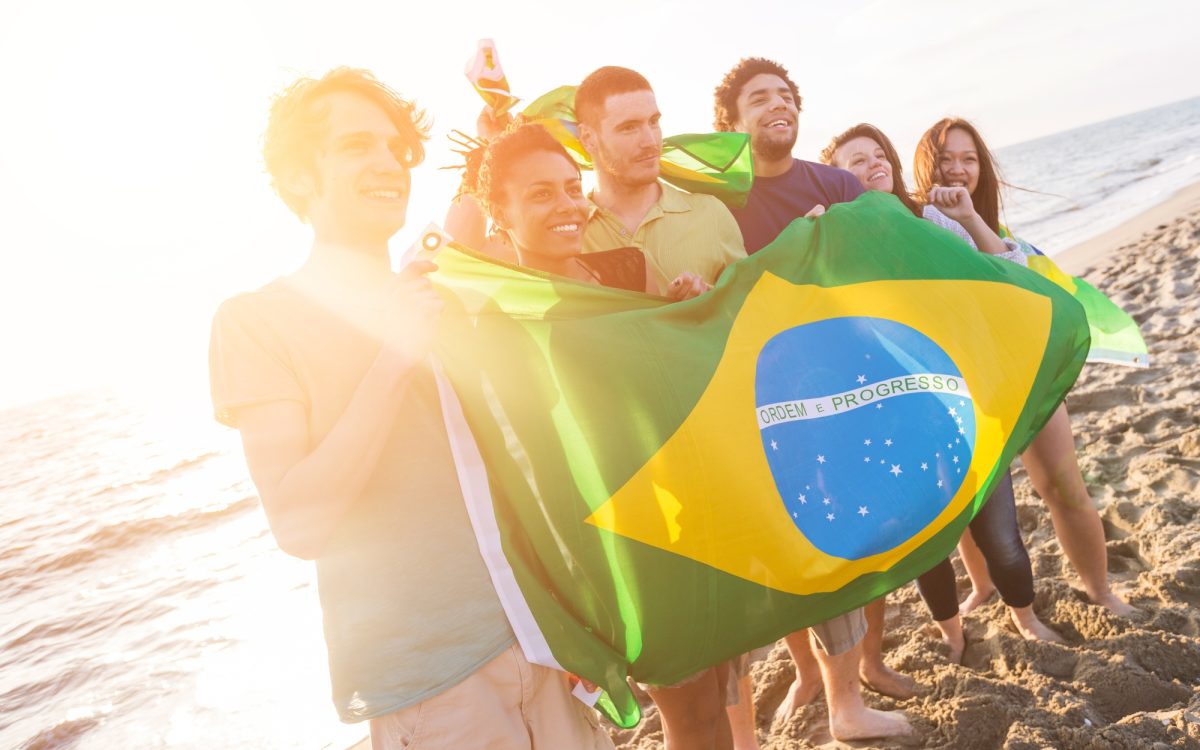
[913,118,1133,618]
[821,124,1062,662]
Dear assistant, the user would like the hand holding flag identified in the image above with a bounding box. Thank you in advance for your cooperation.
[464,38,519,118]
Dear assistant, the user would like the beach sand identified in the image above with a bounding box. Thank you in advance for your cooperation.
[609,185,1200,750]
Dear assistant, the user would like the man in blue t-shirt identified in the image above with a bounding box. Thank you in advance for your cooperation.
[714,58,863,254]
[711,57,914,744]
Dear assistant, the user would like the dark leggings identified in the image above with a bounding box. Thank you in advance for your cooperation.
[916,470,1035,621]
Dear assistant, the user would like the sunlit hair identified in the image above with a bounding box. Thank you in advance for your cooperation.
[575,66,653,127]
[262,67,430,221]
[820,123,921,217]
[712,57,802,132]
[913,117,1004,233]
[468,122,580,217]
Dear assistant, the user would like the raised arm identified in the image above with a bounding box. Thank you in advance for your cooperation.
[926,186,1026,264]
[445,106,512,251]
[444,193,490,249]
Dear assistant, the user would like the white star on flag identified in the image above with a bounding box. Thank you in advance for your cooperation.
[770,439,778,450]
[959,400,965,406]
[858,506,869,516]
[890,464,902,476]
[792,511,797,518]
[959,427,966,435]
[856,374,867,384]
[921,462,929,470]
[798,493,806,503]
[937,479,944,488]
[817,455,826,464]
[863,456,871,462]
[875,403,883,409]
[953,456,959,464]
[826,513,835,521]
[823,497,831,505]
[864,438,872,446]
[948,407,957,417]
[884,438,893,447]
[956,417,963,425]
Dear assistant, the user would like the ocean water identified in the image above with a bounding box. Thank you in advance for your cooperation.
[4,96,1199,750]
[997,95,1200,253]
[0,392,365,750]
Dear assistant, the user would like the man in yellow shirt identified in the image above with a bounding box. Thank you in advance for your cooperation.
[577,66,746,293]
[576,65,754,750]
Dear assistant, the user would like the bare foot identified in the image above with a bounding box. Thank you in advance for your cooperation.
[959,585,995,615]
[1009,606,1065,643]
[1090,590,1135,617]
[773,674,821,724]
[942,635,964,664]
[860,661,916,699]
[829,707,914,742]
[933,616,965,664]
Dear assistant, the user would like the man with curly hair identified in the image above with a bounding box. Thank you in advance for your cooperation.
[209,68,612,750]
[713,57,863,253]
[712,57,914,744]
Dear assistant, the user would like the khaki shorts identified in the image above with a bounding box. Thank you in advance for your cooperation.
[369,644,614,750]
[810,608,868,656]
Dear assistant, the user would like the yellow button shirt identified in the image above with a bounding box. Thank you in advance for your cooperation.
[584,182,747,290]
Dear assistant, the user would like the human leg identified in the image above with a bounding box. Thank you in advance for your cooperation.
[773,630,822,722]
[813,634,912,741]
[859,598,916,697]
[915,559,966,663]
[647,666,730,750]
[956,531,996,614]
[1021,404,1133,615]
[968,471,1063,642]
[778,612,871,722]
[725,674,760,750]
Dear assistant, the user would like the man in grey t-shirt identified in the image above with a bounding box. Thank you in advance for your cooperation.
[210,67,612,750]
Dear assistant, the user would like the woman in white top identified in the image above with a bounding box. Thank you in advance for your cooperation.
[911,117,1133,618]
[821,124,1061,663]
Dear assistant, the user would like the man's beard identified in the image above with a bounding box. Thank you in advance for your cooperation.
[595,142,660,190]
[754,131,797,162]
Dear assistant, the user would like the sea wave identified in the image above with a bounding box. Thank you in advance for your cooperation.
[5,493,258,588]
[17,715,101,750]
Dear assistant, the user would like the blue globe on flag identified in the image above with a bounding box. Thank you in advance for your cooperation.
[755,317,976,559]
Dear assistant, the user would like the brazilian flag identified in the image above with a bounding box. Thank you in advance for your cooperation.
[998,227,1149,367]
[429,191,1089,727]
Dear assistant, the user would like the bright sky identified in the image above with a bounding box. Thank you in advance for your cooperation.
[1,0,1197,409]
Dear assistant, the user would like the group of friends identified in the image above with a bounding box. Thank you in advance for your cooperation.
[210,56,1133,750]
